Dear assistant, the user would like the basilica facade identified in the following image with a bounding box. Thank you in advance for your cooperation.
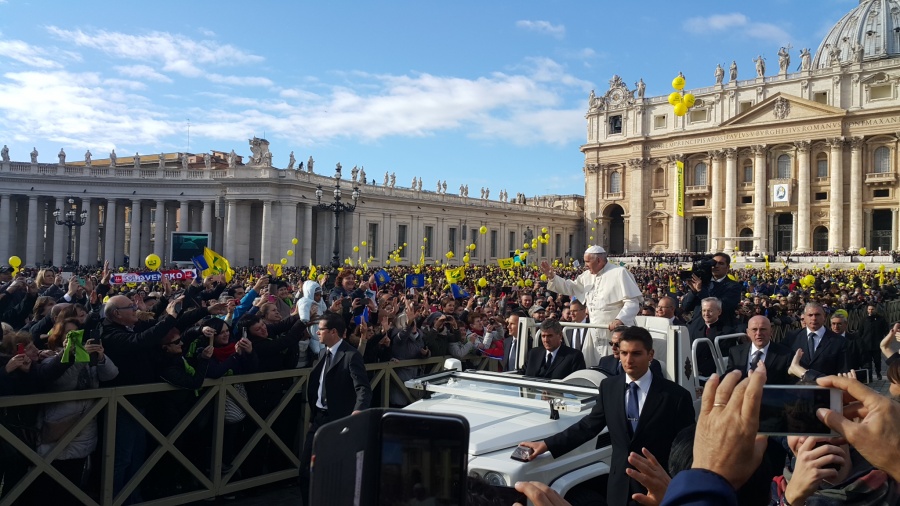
[584,0,900,255]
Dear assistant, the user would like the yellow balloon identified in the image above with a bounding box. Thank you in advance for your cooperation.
[386,260,391,265]
[353,246,359,252]
[523,243,530,250]
[515,250,521,255]
[8,255,21,268]
[541,227,548,234]
[414,268,420,274]
[287,249,294,256]
[360,241,367,247]
[683,93,696,108]
[525,279,533,287]
[479,226,487,234]
[589,236,594,241]
[291,238,299,245]
[540,274,548,282]
[478,277,488,287]
[672,76,685,90]
[674,102,688,116]
[858,263,865,271]
[469,243,476,251]
[403,242,407,247]
[145,253,161,270]
[668,92,683,106]
[281,258,288,265]
[859,247,867,255]
[356,269,362,276]
[119,266,125,272]
[516,280,524,288]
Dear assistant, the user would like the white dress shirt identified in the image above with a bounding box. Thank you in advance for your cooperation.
[625,368,653,415]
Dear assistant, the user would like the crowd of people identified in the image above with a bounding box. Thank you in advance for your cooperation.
[1,248,900,505]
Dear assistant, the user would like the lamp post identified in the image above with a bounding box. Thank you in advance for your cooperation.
[53,198,88,267]
[315,164,360,269]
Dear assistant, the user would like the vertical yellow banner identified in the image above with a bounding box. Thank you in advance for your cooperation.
[676,160,685,217]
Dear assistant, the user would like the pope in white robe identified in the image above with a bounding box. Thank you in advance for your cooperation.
[541,246,643,366]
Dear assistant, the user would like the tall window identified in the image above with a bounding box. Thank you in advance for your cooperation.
[424,226,434,257]
[653,168,665,189]
[509,231,516,253]
[367,223,378,258]
[448,227,457,256]
[776,154,791,179]
[694,162,708,185]
[555,234,562,257]
[398,224,408,258]
[490,230,498,258]
[608,115,623,134]
[874,146,891,173]
[609,172,622,193]
[816,153,828,178]
[742,160,753,183]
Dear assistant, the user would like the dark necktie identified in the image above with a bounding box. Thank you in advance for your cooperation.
[541,352,553,375]
[807,332,816,359]
[572,330,581,351]
[615,361,623,375]
[509,340,518,370]
[626,382,640,434]
[320,350,333,408]
[750,350,762,371]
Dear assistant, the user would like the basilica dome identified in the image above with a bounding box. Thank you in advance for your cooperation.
[813,0,900,68]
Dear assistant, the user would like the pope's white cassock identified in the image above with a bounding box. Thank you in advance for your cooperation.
[547,262,643,366]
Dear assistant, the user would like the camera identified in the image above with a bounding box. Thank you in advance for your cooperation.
[678,256,716,284]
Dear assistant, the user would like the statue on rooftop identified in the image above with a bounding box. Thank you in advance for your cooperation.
[58,148,66,165]
[799,48,811,71]
[204,153,212,170]
[287,151,295,170]
[360,166,366,184]
[729,60,738,82]
[159,153,166,169]
[753,55,766,77]
[0,145,8,162]
[134,152,141,170]
[389,172,396,188]
[778,46,791,73]
[84,150,92,167]
[715,63,724,84]
[227,150,236,168]
[307,156,314,173]
[384,171,389,187]
[635,79,645,99]
[351,165,359,183]
[30,147,38,164]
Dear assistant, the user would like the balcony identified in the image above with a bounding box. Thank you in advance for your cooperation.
[684,185,710,195]
[865,171,896,185]
[603,192,623,200]
[740,182,754,189]
[651,188,668,197]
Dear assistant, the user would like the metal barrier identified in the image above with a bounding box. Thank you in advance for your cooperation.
[0,355,496,506]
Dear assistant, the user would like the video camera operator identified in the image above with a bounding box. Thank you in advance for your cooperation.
[681,252,742,325]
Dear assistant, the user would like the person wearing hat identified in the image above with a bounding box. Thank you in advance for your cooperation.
[540,246,642,366]
[528,304,547,323]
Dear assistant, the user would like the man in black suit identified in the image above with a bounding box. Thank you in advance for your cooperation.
[725,315,791,384]
[598,326,664,378]
[687,297,737,377]
[299,313,372,504]
[655,295,686,326]
[681,252,742,325]
[501,314,521,372]
[520,326,695,506]
[567,300,590,354]
[830,312,866,371]
[521,319,586,379]
[788,302,848,377]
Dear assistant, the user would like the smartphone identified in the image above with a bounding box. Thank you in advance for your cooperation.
[853,368,870,384]
[267,295,276,303]
[379,411,469,505]
[77,277,86,287]
[16,343,25,355]
[510,444,533,462]
[758,385,842,436]
[491,485,528,504]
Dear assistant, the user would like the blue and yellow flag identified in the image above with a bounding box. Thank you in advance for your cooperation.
[497,258,514,269]
[668,277,676,293]
[450,283,469,299]
[405,273,425,288]
[267,264,283,277]
[374,269,392,286]
[419,250,425,266]
[445,266,465,284]
[202,247,234,282]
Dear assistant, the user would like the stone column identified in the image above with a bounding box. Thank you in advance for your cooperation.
[626,158,647,252]
[302,203,313,264]
[130,200,142,268]
[723,148,737,251]
[179,201,190,232]
[668,155,684,252]
[828,138,845,250]
[52,197,66,266]
[115,203,127,267]
[87,201,100,266]
[792,211,798,251]
[140,204,152,259]
[894,209,900,251]
[201,201,213,234]
[282,202,298,266]
[709,151,723,252]
[848,137,864,251]
[104,200,118,264]
[79,199,93,266]
[751,145,767,252]
[165,204,176,261]
[155,200,166,259]
[25,196,39,266]
[795,141,811,251]
[864,209,872,250]
[0,194,10,263]
[225,200,238,262]
[260,200,273,265]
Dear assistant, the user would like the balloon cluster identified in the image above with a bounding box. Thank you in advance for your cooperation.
[7,255,21,276]
[280,237,300,265]
[667,74,696,117]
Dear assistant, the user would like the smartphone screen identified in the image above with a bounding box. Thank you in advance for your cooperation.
[853,368,870,384]
[758,386,841,436]
[379,412,469,506]
[16,343,25,355]
[491,485,527,504]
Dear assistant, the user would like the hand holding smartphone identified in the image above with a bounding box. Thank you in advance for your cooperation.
[758,385,842,436]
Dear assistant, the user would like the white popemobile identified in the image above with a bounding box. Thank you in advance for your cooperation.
[404,316,740,505]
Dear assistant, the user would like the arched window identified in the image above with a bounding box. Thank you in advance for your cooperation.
[609,171,621,193]
[653,168,665,189]
[776,154,791,179]
[739,228,754,252]
[694,162,708,186]
[813,226,829,252]
[742,160,753,183]
[874,146,891,173]
[816,153,828,178]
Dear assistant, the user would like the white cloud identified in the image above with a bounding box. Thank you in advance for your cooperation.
[206,73,274,87]
[682,12,792,44]
[516,20,566,39]
[115,64,173,83]
[0,39,64,68]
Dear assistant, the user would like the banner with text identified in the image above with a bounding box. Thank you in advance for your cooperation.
[676,160,685,217]
[111,269,197,285]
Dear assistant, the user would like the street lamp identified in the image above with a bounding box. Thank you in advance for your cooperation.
[315,164,360,269]
[54,198,88,267]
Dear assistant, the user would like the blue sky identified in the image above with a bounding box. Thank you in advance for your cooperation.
[0,0,857,197]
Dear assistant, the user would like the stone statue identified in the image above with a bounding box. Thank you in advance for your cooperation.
[227,150,236,168]
[109,149,117,167]
[484,188,490,199]
[635,79,645,99]
[588,89,596,110]
[84,150,92,167]
[180,152,189,170]
[459,184,465,196]
[360,166,366,184]
[263,152,272,167]
[828,45,841,67]
[204,153,212,170]
[464,184,469,197]
[351,165,359,183]
[389,172,396,188]
[411,176,417,189]
[715,63,724,84]
[134,152,141,170]
[287,151,295,170]
[729,60,738,82]
[0,145,8,162]
[799,48,811,71]
[480,187,485,199]
[851,42,864,63]
[777,46,791,73]
[30,147,38,164]
[159,153,166,169]
[307,156,314,173]
[417,178,423,192]
[441,180,447,194]
[247,137,272,167]
[384,171,389,186]
[58,148,66,165]
[436,180,442,193]
[753,55,766,77]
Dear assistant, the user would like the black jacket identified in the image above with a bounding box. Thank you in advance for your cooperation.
[788,328,849,376]
[681,276,742,324]
[307,340,372,419]
[521,345,586,379]
[725,340,793,384]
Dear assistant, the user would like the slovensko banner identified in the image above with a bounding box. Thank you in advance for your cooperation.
[676,160,685,218]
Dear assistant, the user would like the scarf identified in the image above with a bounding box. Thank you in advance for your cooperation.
[212,341,238,363]
[61,329,91,363]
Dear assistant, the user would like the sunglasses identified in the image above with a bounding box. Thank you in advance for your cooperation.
[165,339,183,346]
